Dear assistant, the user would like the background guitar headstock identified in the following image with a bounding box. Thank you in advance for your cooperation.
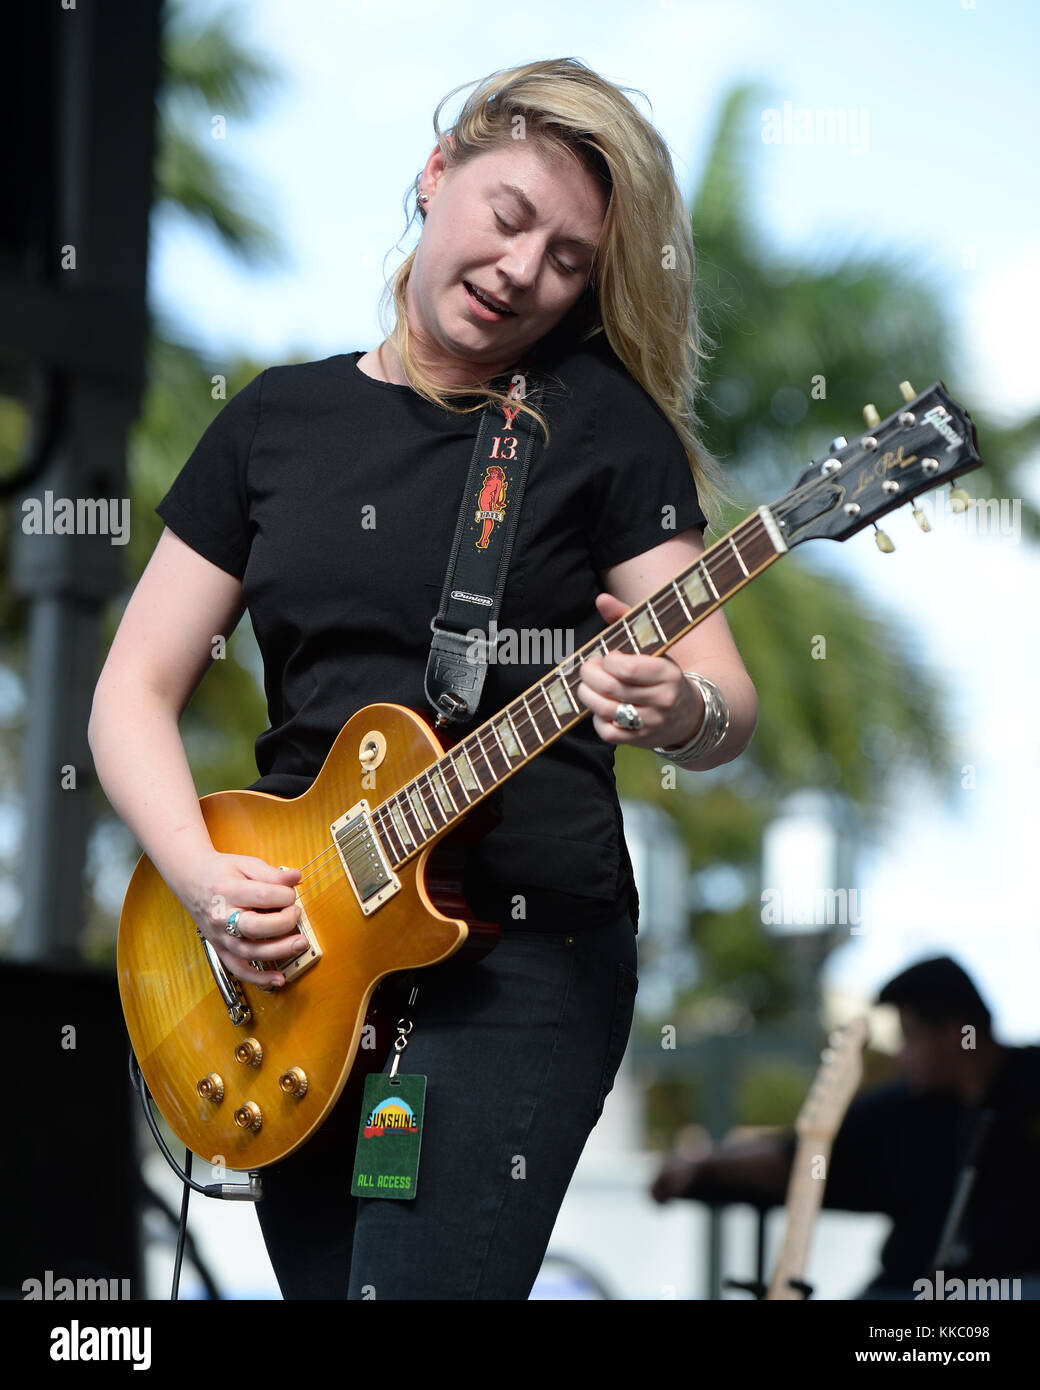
[795,1015,869,1144]
[771,381,983,550]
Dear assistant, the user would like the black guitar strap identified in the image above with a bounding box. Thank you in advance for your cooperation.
[425,368,544,730]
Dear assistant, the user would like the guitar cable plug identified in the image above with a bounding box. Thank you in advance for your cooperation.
[127,1046,264,1202]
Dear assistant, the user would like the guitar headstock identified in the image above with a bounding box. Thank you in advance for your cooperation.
[795,1015,869,1143]
[771,381,983,549]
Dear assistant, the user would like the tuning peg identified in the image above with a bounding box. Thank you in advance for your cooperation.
[829,435,848,454]
[912,506,931,532]
[873,525,895,553]
[898,381,916,403]
[862,403,881,429]
[949,487,972,513]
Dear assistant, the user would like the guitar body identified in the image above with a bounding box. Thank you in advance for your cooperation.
[117,703,499,1169]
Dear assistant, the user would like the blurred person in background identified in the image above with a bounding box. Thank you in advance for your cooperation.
[651,956,1040,1298]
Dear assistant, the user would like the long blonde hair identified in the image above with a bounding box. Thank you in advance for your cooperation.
[379,57,725,527]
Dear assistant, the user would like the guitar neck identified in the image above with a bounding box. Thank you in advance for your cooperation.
[766,1135,833,1300]
[366,506,787,867]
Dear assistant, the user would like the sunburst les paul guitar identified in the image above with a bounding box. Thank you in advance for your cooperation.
[118,381,981,1168]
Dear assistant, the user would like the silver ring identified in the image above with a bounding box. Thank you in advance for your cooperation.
[225,910,242,937]
[612,702,643,731]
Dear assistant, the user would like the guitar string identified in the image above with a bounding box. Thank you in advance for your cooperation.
[247,437,939,926]
[241,509,773,950]
[287,510,772,897]
[229,427,950,953]
[278,510,772,910]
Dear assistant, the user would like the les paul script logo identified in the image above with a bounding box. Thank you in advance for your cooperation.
[851,444,917,500]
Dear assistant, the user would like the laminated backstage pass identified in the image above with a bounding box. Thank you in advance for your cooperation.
[350,1074,427,1200]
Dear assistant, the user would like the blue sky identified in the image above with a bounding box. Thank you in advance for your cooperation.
[152,0,1040,1039]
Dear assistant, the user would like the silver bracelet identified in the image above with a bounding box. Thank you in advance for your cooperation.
[653,672,731,765]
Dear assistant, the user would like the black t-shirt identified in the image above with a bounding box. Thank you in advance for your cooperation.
[155,336,707,931]
[782,1044,1040,1287]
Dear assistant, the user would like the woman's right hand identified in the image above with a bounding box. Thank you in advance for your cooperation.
[174,850,305,988]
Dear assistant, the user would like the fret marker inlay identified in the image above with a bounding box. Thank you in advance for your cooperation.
[680,570,709,608]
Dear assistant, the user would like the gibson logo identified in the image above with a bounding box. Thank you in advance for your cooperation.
[851,445,918,500]
[922,403,964,451]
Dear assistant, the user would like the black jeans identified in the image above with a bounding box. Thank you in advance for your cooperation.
[254,906,638,1299]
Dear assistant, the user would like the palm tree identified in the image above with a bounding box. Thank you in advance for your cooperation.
[615,86,1040,1017]
[0,1,283,952]
[118,0,283,800]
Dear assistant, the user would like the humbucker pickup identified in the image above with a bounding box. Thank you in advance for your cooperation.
[331,800,401,914]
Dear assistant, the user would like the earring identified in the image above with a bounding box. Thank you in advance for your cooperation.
[418,193,429,204]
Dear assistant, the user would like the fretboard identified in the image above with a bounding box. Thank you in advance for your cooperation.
[766,1135,833,1300]
[369,505,787,866]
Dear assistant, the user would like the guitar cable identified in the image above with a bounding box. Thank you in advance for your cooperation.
[128,1046,263,1299]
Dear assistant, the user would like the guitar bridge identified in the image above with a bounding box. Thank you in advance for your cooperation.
[331,800,400,915]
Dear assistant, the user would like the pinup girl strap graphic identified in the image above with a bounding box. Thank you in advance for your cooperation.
[474,464,507,549]
[424,368,545,729]
[474,390,524,548]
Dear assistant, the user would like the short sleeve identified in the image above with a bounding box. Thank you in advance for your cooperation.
[155,370,265,579]
[585,362,707,572]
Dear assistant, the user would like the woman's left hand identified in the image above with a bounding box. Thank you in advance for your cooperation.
[574,592,704,749]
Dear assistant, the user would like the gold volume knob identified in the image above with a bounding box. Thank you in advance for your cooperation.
[196,1073,224,1103]
[234,1037,263,1067]
[279,1066,308,1098]
[233,1101,262,1132]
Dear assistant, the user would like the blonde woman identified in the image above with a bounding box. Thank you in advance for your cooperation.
[90,57,758,1299]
